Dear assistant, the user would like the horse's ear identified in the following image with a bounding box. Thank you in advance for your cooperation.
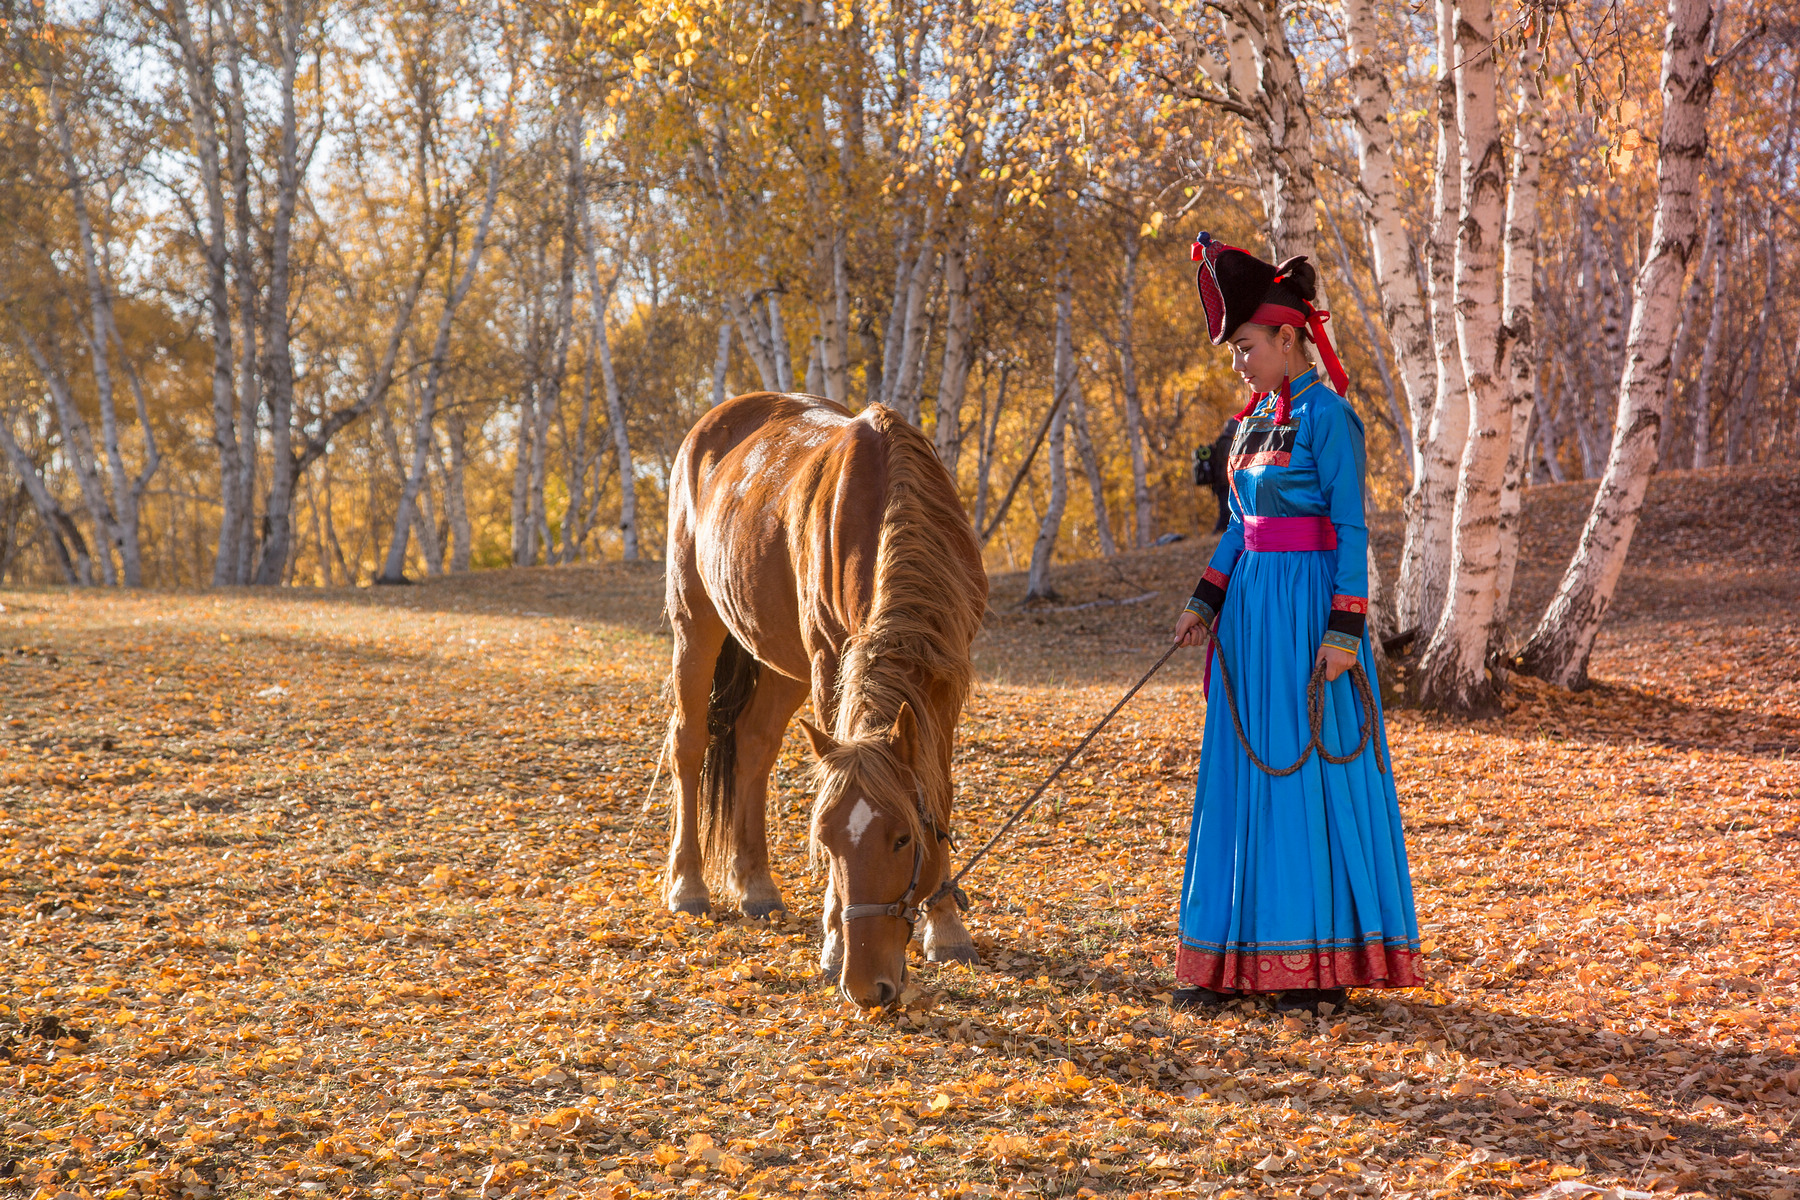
[798,718,837,759]
[890,702,918,763]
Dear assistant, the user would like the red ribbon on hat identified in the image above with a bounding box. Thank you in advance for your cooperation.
[1247,301,1350,396]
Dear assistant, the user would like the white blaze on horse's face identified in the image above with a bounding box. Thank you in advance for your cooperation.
[845,798,877,848]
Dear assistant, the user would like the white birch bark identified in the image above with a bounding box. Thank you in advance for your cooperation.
[220,6,261,586]
[251,0,306,585]
[767,292,794,393]
[725,292,780,391]
[377,115,503,584]
[165,0,245,586]
[1690,192,1729,468]
[972,362,1010,540]
[1398,0,1468,640]
[933,234,977,474]
[1069,375,1117,558]
[0,417,91,584]
[46,76,151,585]
[1416,0,1508,716]
[1518,0,1719,687]
[1026,272,1076,601]
[444,410,472,572]
[583,211,639,561]
[1663,186,1717,464]
[1726,228,1777,465]
[1492,55,1545,643]
[1344,0,1435,475]
[1117,229,1152,548]
[711,320,733,407]
[887,237,940,423]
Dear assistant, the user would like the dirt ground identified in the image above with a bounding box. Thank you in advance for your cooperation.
[1,464,1796,1200]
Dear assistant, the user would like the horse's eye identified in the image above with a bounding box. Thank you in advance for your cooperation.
[894,833,912,851]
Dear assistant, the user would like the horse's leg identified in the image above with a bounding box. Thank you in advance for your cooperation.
[922,847,980,964]
[726,671,808,919]
[819,857,846,981]
[666,611,729,916]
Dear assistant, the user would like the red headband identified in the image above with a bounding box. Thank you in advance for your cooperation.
[1249,301,1349,396]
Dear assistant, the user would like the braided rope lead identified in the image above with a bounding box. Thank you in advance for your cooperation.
[928,623,1386,912]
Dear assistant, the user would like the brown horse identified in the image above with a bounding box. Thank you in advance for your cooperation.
[661,393,989,1006]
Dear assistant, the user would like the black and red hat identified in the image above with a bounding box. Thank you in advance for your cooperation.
[1192,231,1349,399]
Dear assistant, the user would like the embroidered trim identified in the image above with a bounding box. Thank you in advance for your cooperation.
[1331,594,1369,614]
[1184,597,1216,623]
[1322,629,1363,656]
[1176,940,1426,993]
[1202,567,1230,590]
[1229,450,1291,471]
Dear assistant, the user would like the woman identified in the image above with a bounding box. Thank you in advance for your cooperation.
[1169,232,1422,1015]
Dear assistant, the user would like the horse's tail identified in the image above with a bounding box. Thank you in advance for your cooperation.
[696,633,760,882]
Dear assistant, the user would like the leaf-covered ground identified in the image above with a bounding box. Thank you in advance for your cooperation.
[3,465,1797,1200]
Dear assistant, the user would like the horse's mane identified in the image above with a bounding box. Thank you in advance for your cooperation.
[809,405,985,853]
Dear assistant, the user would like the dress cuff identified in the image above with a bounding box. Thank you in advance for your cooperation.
[1327,594,1367,645]
[1322,629,1362,656]
[1190,566,1229,617]
[1184,596,1217,624]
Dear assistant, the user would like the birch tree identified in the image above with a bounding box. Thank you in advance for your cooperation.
[1518,0,1731,687]
[1416,0,1510,716]
[375,110,505,584]
[1397,0,1469,642]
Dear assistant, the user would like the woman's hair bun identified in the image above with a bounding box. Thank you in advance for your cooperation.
[1272,255,1318,303]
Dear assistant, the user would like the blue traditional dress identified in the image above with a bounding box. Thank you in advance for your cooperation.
[1177,367,1423,992]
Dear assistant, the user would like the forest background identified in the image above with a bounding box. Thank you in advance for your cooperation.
[0,0,1795,715]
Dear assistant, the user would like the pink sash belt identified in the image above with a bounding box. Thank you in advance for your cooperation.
[1243,514,1337,552]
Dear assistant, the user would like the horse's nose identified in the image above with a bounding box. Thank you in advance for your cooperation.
[842,976,898,1008]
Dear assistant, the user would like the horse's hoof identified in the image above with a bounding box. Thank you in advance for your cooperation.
[669,895,710,916]
[925,942,981,965]
[741,897,789,921]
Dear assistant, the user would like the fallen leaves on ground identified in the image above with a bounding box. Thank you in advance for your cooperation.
[1,468,1797,1200]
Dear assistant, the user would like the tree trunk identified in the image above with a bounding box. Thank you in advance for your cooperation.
[972,361,1010,540]
[512,382,536,565]
[251,0,306,585]
[1517,0,1717,688]
[1117,229,1152,548]
[167,0,246,587]
[221,4,261,587]
[1321,201,1407,458]
[377,115,502,584]
[1725,227,1777,465]
[1398,0,1468,642]
[582,197,639,561]
[1416,0,1508,717]
[1690,192,1729,469]
[767,292,794,392]
[0,419,90,584]
[726,291,780,391]
[887,235,939,424]
[1026,271,1075,601]
[1069,376,1117,558]
[444,409,472,572]
[712,319,732,406]
[8,326,120,584]
[933,234,977,475]
[46,76,149,586]
[1344,0,1435,478]
[1491,52,1545,644]
[1663,186,1718,465]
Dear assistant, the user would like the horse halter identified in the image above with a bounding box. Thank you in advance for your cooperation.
[839,808,955,931]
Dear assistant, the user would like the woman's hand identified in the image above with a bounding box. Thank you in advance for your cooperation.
[1174,609,1210,648]
[1316,644,1357,682]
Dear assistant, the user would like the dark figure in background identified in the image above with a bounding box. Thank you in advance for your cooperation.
[1192,419,1239,533]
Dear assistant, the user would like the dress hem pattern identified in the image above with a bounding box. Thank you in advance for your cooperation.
[1175,940,1426,993]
